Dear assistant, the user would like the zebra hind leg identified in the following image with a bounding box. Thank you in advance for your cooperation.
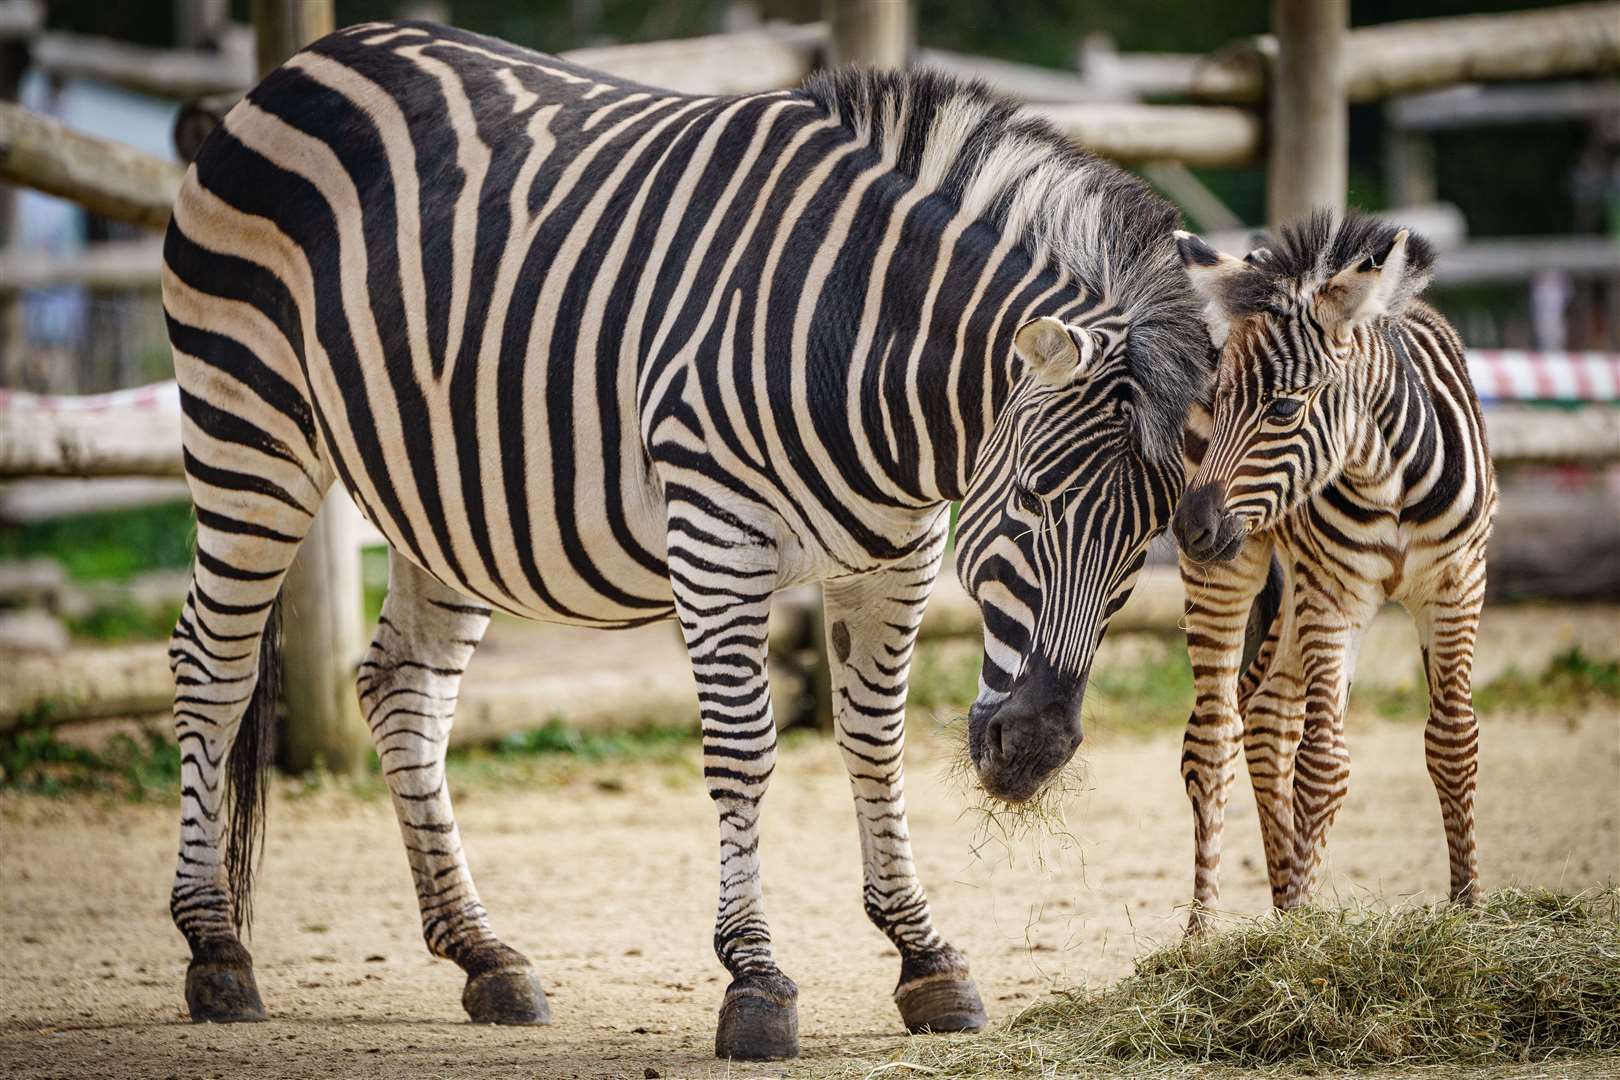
[823,548,987,1034]
[169,489,320,1021]
[1416,586,1485,904]
[360,549,549,1024]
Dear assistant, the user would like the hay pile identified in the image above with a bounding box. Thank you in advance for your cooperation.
[884,889,1620,1075]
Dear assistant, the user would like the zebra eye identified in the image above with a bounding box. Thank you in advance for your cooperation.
[1267,396,1303,421]
[1016,486,1042,515]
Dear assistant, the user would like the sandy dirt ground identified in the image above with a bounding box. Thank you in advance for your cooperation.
[2,707,1616,1080]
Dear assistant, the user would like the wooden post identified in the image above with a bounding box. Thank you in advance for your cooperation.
[252,0,330,78]
[1267,0,1347,226]
[278,488,369,773]
[251,0,365,774]
[825,0,911,69]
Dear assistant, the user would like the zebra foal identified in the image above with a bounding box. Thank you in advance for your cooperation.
[1169,214,1497,931]
[162,20,1209,1058]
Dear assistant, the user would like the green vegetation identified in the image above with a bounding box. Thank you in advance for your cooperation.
[0,502,193,582]
[63,597,183,642]
[856,889,1620,1076]
[1361,648,1620,722]
[436,718,699,793]
[909,639,1620,733]
[0,712,180,800]
[0,711,698,802]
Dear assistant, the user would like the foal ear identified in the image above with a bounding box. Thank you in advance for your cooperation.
[1320,229,1412,330]
[1013,316,1096,387]
[1173,230,1252,347]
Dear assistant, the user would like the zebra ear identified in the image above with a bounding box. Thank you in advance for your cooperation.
[1321,229,1410,329]
[1014,316,1095,387]
[1174,230,1251,348]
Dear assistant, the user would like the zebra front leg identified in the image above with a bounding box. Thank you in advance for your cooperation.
[360,550,548,1024]
[822,540,988,1034]
[667,519,796,1061]
[1416,584,1486,904]
[1178,540,1273,934]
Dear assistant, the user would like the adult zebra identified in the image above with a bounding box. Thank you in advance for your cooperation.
[163,20,1207,1059]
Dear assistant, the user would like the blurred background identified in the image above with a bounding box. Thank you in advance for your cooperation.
[0,0,1616,793]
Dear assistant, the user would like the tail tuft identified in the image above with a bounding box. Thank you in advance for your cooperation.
[226,594,282,934]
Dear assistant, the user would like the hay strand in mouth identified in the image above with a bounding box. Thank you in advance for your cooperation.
[856,888,1620,1077]
[937,714,1087,867]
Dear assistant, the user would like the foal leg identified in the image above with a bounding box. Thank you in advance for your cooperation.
[821,531,987,1033]
[1178,540,1274,934]
[1415,584,1486,903]
[358,550,548,1023]
[1286,579,1377,907]
[664,504,796,1060]
[1243,641,1307,911]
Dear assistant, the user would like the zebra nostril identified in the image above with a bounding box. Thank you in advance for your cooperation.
[985,716,1006,762]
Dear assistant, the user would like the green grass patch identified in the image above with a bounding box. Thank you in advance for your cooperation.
[909,638,1619,736]
[0,502,194,581]
[439,719,700,792]
[861,889,1620,1076]
[63,597,183,642]
[1361,648,1620,722]
[0,712,180,800]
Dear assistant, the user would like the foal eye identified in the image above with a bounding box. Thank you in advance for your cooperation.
[1267,397,1303,421]
[1016,487,1042,515]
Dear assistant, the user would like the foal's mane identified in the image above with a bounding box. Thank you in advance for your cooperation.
[1230,210,1439,318]
[799,67,1210,463]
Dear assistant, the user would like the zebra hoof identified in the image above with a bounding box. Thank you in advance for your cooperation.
[463,968,552,1025]
[895,972,988,1034]
[715,972,799,1060]
[185,943,267,1023]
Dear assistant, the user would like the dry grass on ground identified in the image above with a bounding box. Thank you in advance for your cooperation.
[845,889,1620,1078]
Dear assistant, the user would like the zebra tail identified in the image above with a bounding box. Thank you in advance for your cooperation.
[1239,554,1284,677]
[226,593,282,935]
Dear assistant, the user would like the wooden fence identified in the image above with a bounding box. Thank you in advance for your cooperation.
[2,0,1618,749]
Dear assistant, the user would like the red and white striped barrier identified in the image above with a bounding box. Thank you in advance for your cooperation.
[1466,351,1620,403]
[0,381,180,413]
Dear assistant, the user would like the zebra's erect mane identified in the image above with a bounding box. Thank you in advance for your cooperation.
[799,66,1209,464]
[1231,210,1438,317]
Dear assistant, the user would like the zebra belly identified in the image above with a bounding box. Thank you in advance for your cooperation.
[313,375,678,629]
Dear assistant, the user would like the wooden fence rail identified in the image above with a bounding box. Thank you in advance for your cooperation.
[0,102,183,230]
[5,391,1613,480]
[1190,2,1620,103]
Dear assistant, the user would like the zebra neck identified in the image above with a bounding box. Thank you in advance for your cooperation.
[1347,320,1448,502]
[822,171,1076,506]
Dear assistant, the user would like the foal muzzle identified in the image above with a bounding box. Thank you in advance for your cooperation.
[1173,483,1246,564]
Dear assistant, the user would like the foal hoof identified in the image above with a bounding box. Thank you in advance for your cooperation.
[185,956,267,1023]
[895,972,988,1034]
[463,968,552,1025]
[715,972,799,1061]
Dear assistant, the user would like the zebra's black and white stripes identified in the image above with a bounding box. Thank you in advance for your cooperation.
[1170,214,1497,931]
[162,20,1209,1058]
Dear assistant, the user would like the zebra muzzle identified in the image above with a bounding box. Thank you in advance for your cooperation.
[968,658,1084,803]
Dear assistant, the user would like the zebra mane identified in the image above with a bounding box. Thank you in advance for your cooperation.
[799,66,1210,464]
[1232,210,1438,317]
